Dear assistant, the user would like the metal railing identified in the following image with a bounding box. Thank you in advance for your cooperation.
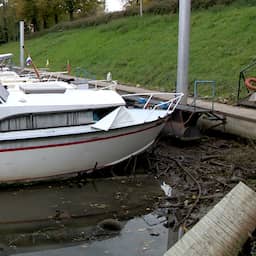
[192,80,216,111]
[121,92,184,115]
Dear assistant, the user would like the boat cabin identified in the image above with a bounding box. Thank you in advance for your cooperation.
[0,83,125,132]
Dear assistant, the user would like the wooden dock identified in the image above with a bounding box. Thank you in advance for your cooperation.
[88,80,256,139]
[164,182,256,256]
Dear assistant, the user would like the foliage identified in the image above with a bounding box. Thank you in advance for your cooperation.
[0,0,102,44]
[23,0,239,36]
[62,0,99,20]
[126,0,235,15]
[0,0,18,43]
[2,4,256,103]
[0,0,252,44]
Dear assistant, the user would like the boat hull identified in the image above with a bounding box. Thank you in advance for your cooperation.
[0,120,165,183]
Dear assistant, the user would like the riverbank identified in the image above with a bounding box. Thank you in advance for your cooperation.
[2,3,256,100]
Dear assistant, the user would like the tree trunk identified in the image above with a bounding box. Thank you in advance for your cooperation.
[43,17,47,29]
[69,10,74,21]
[2,3,8,43]
[54,13,59,24]
[31,17,39,32]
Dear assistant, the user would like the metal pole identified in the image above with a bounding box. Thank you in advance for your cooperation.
[139,0,143,16]
[176,0,191,105]
[20,20,24,69]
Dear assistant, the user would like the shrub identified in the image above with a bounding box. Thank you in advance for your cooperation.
[24,0,241,39]
[191,0,235,9]
[144,0,178,15]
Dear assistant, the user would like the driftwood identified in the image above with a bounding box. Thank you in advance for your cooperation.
[164,182,256,256]
[201,154,222,161]
[171,159,202,229]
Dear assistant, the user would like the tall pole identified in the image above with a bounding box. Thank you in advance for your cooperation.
[139,0,143,17]
[176,0,191,105]
[20,20,24,69]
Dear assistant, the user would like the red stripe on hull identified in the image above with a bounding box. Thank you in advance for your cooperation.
[0,121,163,153]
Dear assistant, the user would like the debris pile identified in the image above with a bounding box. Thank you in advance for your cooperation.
[146,135,256,232]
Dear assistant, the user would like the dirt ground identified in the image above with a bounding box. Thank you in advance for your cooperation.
[143,132,256,255]
[149,133,256,216]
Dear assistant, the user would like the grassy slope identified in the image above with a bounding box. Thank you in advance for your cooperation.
[1,4,256,101]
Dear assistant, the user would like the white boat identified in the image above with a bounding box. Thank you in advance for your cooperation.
[0,55,183,183]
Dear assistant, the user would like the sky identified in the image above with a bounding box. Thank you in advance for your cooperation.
[0,1,125,13]
[105,0,125,12]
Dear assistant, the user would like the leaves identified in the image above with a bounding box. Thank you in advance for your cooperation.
[0,0,101,40]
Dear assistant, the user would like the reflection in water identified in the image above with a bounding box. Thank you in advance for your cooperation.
[0,175,171,255]
[15,216,168,256]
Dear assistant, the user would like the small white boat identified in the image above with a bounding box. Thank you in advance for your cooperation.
[0,55,183,183]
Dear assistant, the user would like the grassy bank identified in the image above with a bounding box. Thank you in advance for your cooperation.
[1,4,256,102]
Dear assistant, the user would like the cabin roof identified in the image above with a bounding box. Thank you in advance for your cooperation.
[0,85,126,120]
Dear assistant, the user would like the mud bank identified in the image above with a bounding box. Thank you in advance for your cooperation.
[0,133,255,255]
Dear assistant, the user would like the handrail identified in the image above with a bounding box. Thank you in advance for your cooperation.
[192,80,216,111]
[237,60,256,103]
[0,53,13,68]
[93,80,117,91]
[121,92,184,116]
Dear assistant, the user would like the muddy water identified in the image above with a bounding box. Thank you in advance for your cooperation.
[0,175,170,255]
[15,216,168,256]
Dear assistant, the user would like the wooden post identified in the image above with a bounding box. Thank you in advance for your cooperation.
[164,182,256,256]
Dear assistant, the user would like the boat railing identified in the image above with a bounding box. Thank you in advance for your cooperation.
[92,80,117,91]
[0,53,13,69]
[121,92,184,114]
[39,71,67,82]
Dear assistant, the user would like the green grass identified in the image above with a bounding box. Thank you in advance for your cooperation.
[1,5,256,102]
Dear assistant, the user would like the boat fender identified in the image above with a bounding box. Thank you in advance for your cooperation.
[245,77,256,91]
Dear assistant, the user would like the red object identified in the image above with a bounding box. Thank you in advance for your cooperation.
[245,77,256,91]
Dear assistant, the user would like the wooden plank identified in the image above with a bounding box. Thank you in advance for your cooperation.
[164,182,256,256]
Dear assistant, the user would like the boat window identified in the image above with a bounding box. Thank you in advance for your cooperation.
[0,110,94,131]
[0,107,116,132]
[93,107,116,121]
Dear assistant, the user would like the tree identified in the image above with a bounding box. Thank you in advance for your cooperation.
[125,0,152,7]
[0,0,18,43]
[62,0,101,20]
[63,0,77,20]
[36,0,64,29]
[78,0,100,17]
[14,0,39,31]
[0,0,102,42]
[52,0,64,24]
[0,0,9,42]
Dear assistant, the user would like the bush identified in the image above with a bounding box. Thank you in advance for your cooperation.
[144,0,178,15]
[24,0,241,39]
[191,0,235,9]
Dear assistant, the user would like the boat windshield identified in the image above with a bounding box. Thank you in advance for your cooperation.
[0,85,9,103]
